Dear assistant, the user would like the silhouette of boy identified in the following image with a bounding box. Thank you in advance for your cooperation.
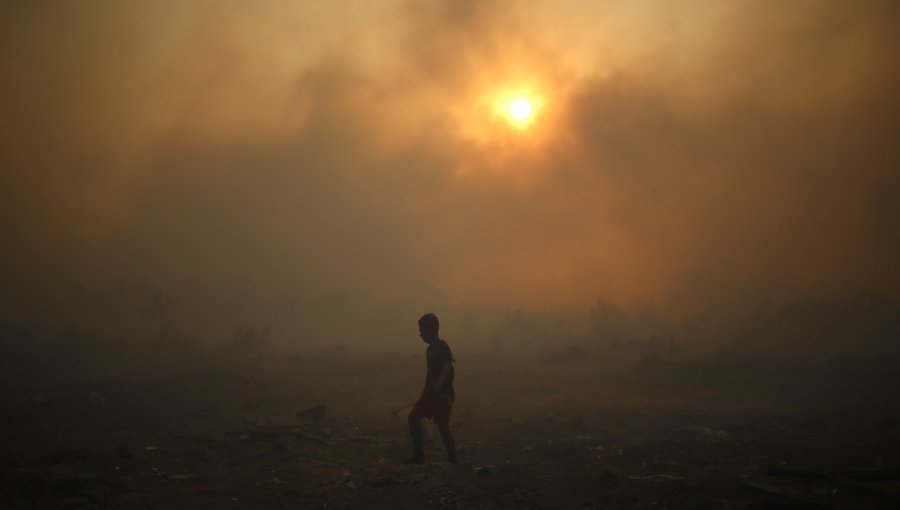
[406,313,456,464]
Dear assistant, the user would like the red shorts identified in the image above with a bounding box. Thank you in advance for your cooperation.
[412,390,453,426]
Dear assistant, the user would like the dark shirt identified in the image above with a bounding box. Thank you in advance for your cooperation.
[425,339,455,398]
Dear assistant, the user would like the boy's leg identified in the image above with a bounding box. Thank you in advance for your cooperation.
[406,411,425,463]
[437,423,456,464]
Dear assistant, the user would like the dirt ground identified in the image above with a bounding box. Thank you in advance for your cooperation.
[2,350,899,509]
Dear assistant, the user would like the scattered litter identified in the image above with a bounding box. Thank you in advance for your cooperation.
[440,489,458,507]
[744,464,900,509]
[766,465,900,481]
[346,434,380,443]
[475,465,504,475]
[627,474,685,481]
[344,480,357,490]
[688,426,729,441]
[742,479,827,508]
[144,446,157,451]
[242,424,333,445]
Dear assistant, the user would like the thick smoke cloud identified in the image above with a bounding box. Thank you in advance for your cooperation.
[1,0,898,352]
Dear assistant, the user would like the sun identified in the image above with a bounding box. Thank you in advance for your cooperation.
[475,87,546,138]
[493,92,542,130]
[508,98,533,124]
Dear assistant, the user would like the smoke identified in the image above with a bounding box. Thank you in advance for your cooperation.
[1,0,898,351]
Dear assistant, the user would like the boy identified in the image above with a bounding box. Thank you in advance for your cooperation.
[406,313,456,464]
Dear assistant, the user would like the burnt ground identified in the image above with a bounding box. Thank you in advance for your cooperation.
[2,352,899,509]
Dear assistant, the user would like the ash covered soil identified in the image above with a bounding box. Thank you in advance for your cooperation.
[2,351,899,509]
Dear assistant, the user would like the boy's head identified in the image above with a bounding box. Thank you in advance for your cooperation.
[418,313,440,343]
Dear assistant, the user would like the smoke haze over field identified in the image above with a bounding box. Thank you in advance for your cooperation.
[1,0,899,353]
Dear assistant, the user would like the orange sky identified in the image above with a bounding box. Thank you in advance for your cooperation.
[1,0,899,321]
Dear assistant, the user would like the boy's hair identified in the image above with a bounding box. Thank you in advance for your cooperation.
[418,313,440,333]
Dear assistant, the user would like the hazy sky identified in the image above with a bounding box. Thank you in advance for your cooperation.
[2,0,898,320]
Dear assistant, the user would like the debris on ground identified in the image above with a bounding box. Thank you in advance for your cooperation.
[296,404,327,422]
[3,355,898,509]
[240,424,333,445]
[687,425,729,441]
[475,464,504,475]
[742,465,900,509]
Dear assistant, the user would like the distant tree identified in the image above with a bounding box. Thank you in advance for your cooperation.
[140,289,177,347]
[589,299,636,343]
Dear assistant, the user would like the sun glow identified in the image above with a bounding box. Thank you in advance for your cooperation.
[508,98,533,123]
[451,80,559,180]
[455,82,552,143]
[494,92,540,130]
[492,90,543,130]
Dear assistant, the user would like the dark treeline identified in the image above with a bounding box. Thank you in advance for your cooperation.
[1,279,898,384]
